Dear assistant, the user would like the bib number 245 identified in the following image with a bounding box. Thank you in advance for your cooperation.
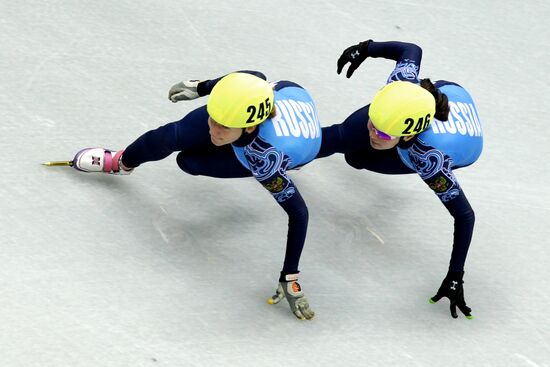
[246,98,272,124]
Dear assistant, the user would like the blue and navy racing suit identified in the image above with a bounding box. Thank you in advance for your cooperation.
[318,41,483,272]
[121,71,322,281]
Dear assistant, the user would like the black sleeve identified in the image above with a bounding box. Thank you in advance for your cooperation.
[407,141,475,272]
[276,188,309,280]
[366,41,423,83]
[243,137,308,280]
[441,190,475,272]
[197,70,267,96]
[367,41,423,64]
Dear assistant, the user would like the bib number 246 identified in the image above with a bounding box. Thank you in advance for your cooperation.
[402,114,431,134]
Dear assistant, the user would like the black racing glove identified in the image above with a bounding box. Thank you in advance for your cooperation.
[336,39,372,78]
[429,271,473,319]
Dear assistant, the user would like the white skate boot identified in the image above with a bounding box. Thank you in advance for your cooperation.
[72,148,133,175]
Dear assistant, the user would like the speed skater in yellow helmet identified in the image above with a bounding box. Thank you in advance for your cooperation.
[369,81,436,138]
[207,72,274,128]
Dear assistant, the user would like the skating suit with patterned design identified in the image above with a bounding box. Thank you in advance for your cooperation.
[232,81,322,202]
[397,81,483,203]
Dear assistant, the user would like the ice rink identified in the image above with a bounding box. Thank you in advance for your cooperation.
[1,1,549,366]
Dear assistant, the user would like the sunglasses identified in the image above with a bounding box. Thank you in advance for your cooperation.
[369,120,399,141]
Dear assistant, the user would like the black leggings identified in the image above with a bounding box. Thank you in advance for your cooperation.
[122,105,251,178]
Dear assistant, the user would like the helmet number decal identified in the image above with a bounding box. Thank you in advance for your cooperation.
[402,114,431,134]
[246,98,272,124]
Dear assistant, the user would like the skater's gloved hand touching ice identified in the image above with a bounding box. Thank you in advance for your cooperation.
[268,273,314,320]
[430,271,473,319]
[168,80,201,102]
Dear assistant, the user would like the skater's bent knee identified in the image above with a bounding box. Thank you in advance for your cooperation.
[176,152,200,175]
[344,152,366,170]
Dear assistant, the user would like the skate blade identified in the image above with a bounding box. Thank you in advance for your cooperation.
[42,160,74,167]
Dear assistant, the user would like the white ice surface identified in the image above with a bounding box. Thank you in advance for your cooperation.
[1,1,549,366]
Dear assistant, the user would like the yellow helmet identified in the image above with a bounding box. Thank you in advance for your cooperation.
[207,72,274,128]
[369,81,436,137]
